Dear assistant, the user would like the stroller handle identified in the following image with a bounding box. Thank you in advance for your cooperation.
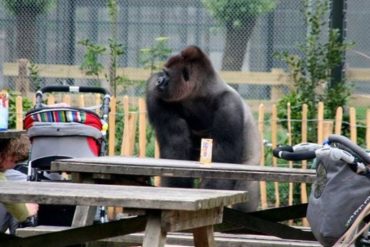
[273,145,316,161]
[38,85,109,95]
[327,135,370,164]
[35,86,111,110]
[273,134,370,163]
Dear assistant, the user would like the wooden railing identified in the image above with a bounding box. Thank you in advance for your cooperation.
[3,60,290,103]
[5,59,370,110]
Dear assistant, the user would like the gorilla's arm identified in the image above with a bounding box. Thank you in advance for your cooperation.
[210,92,260,165]
[146,96,193,160]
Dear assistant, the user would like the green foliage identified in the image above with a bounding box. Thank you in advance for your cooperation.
[78,39,106,78]
[8,91,33,129]
[2,0,55,15]
[28,62,42,90]
[275,0,353,143]
[140,37,172,74]
[202,0,276,28]
[79,1,133,97]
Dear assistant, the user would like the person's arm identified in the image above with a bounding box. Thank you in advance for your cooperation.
[0,173,32,222]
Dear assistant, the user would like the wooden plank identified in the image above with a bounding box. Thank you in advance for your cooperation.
[287,103,293,211]
[300,104,309,227]
[71,205,96,227]
[3,63,290,85]
[51,156,316,183]
[143,214,167,247]
[108,96,116,155]
[121,95,130,155]
[335,107,343,135]
[107,232,321,247]
[367,109,370,149]
[0,130,25,139]
[193,225,216,247]
[258,104,267,209]
[221,208,316,241]
[17,226,321,247]
[6,216,147,247]
[349,107,357,143]
[0,181,247,211]
[162,207,223,232]
[271,104,280,207]
[138,98,147,157]
[317,102,324,144]
[346,68,370,81]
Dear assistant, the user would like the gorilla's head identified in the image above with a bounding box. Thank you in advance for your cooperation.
[148,45,215,102]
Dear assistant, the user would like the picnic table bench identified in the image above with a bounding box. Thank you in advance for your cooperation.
[0,181,246,247]
[49,156,317,242]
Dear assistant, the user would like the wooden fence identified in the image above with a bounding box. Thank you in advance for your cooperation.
[11,93,370,215]
[5,60,370,110]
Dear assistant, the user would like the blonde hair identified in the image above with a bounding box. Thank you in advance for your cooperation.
[0,134,30,163]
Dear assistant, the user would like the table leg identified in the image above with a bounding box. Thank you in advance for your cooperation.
[193,225,215,247]
[71,205,97,227]
[142,213,167,247]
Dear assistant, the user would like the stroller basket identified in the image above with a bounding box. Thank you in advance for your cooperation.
[27,122,102,169]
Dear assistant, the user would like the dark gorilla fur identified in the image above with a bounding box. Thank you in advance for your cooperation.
[146,45,261,212]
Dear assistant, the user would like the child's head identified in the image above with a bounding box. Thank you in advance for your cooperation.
[0,134,30,171]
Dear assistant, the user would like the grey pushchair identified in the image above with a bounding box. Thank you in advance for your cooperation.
[23,85,110,225]
[273,135,370,246]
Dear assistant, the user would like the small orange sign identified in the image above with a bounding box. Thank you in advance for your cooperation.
[200,138,213,164]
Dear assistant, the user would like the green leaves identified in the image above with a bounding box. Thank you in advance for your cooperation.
[276,0,352,143]
[139,37,172,74]
[78,39,106,78]
[202,0,276,27]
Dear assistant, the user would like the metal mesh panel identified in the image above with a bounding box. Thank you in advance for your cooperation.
[0,0,367,97]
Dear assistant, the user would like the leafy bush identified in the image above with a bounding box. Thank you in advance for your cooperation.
[275,0,353,144]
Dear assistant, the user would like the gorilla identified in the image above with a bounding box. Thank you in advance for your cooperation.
[146,45,261,212]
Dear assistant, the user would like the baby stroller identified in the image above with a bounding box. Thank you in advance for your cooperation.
[23,85,110,226]
[273,135,370,247]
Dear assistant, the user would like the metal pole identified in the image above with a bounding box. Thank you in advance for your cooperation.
[329,0,346,87]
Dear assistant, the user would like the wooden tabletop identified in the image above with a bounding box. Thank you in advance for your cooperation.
[0,181,247,211]
[51,156,316,183]
[0,129,25,139]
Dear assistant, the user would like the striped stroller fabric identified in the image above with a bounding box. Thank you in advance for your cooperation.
[31,109,86,123]
[24,107,102,131]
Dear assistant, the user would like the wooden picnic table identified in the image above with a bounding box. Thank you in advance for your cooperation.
[0,129,25,148]
[0,129,25,139]
[50,156,317,242]
[0,181,246,247]
[51,156,316,183]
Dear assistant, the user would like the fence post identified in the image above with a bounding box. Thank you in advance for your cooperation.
[138,98,147,158]
[15,96,23,130]
[121,96,130,156]
[108,96,116,156]
[301,104,309,226]
[258,103,267,209]
[367,109,370,149]
[287,103,293,212]
[271,104,280,207]
[349,107,357,143]
[335,107,343,135]
[317,102,324,144]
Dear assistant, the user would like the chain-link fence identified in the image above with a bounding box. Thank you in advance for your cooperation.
[0,0,369,97]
